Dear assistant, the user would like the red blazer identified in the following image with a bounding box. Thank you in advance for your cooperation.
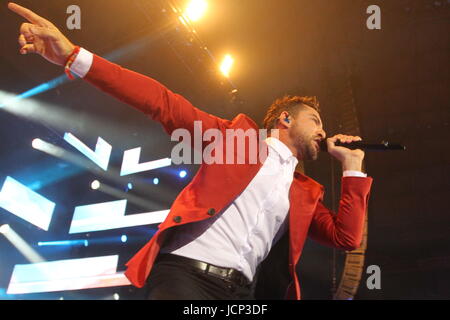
[83,54,373,300]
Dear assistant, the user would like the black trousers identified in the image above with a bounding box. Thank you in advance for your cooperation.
[145,255,256,300]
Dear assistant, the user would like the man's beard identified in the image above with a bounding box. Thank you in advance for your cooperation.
[305,139,319,160]
[291,126,318,161]
[299,137,318,161]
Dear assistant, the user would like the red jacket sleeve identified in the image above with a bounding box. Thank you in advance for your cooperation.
[308,176,373,251]
[83,54,228,136]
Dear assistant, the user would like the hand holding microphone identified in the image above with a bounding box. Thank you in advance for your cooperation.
[319,134,406,171]
[323,135,365,171]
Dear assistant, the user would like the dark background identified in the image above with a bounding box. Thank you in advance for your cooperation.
[0,0,449,299]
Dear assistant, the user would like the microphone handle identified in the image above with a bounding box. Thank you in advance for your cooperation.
[334,140,406,151]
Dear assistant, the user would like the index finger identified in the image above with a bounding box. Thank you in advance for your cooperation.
[8,2,51,26]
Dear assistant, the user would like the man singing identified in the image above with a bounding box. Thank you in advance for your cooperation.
[8,3,372,300]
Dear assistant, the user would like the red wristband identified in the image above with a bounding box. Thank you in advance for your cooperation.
[64,46,81,80]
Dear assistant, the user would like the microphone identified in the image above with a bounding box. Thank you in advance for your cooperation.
[319,140,406,152]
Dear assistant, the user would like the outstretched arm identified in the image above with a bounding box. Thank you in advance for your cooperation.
[8,2,228,136]
[80,52,227,136]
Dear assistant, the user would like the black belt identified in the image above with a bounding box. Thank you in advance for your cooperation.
[156,254,251,287]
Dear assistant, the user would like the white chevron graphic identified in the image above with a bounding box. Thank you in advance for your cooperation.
[7,255,131,294]
[120,147,171,176]
[63,132,112,171]
[69,199,169,234]
[0,176,55,231]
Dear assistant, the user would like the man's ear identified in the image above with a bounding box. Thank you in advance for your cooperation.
[279,111,291,128]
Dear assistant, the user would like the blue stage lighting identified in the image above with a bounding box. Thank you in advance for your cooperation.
[10,76,68,106]
[127,183,133,190]
[153,178,159,185]
[37,240,89,247]
[179,170,187,178]
[121,235,127,243]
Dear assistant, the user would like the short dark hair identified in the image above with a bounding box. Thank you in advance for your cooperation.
[262,95,320,130]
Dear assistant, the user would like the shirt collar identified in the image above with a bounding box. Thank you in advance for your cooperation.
[265,137,297,163]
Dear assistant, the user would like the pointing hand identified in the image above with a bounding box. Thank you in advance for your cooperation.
[8,2,76,66]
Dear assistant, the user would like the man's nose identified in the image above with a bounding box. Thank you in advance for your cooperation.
[318,129,326,140]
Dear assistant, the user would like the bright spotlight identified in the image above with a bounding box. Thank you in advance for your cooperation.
[179,170,187,178]
[113,293,120,300]
[121,235,127,243]
[185,0,208,22]
[153,178,159,185]
[178,15,188,27]
[220,54,234,78]
[127,183,133,190]
[31,138,44,149]
[91,180,100,190]
[0,224,10,235]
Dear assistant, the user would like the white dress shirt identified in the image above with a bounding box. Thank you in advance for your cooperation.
[160,137,299,281]
[71,48,368,282]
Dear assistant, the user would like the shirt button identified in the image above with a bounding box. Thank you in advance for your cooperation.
[207,208,216,216]
[173,216,182,223]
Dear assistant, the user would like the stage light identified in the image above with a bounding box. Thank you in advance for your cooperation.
[0,225,45,263]
[91,180,100,190]
[178,15,188,27]
[185,0,208,22]
[220,54,234,78]
[127,183,133,190]
[0,224,10,235]
[37,240,89,247]
[113,293,120,300]
[32,138,44,149]
[179,170,187,178]
[121,235,127,243]
[30,138,65,158]
[153,177,159,185]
